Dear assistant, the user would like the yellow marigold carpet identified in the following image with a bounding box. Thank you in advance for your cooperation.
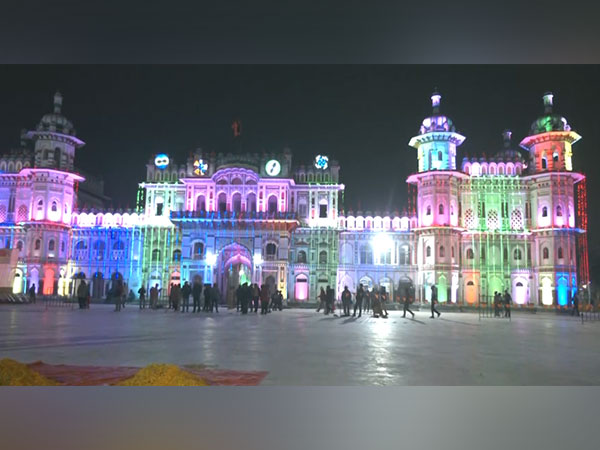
[116,364,209,386]
[0,358,60,386]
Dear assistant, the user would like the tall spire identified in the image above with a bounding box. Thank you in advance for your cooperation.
[431,89,441,114]
[53,91,63,114]
[543,92,553,114]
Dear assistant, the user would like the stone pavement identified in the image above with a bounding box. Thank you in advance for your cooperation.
[0,304,598,385]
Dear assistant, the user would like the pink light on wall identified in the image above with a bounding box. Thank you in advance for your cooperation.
[294,275,308,301]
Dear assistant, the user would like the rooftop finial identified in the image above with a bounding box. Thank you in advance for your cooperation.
[502,129,512,148]
[431,89,441,114]
[543,92,553,114]
[53,91,63,114]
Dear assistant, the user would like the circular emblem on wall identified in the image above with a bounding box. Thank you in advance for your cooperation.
[154,153,170,169]
[265,159,281,176]
[194,159,208,176]
[314,154,329,170]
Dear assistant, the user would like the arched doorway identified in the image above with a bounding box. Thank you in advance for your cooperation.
[218,243,252,308]
[12,269,24,294]
[464,279,477,304]
[92,272,105,299]
[541,277,553,306]
[557,276,568,306]
[437,275,448,303]
[43,268,55,295]
[29,268,39,294]
[294,274,309,301]
[513,279,528,305]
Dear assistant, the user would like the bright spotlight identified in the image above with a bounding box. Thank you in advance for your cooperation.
[253,253,263,266]
[206,252,217,266]
[371,233,394,254]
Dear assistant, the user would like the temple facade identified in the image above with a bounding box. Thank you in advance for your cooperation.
[0,91,589,306]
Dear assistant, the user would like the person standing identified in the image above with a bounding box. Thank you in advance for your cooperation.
[274,290,283,311]
[493,291,501,317]
[203,284,211,311]
[114,280,123,312]
[181,281,191,313]
[353,284,364,317]
[28,284,36,304]
[341,286,352,317]
[324,285,333,315]
[430,285,440,318]
[240,283,250,314]
[252,283,260,313]
[364,287,371,313]
[236,285,243,312]
[171,284,181,312]
[572,291,580,316]
[260,284,270,314]
[503,290,512,318]
[138,285,147,309]
[149,284,159,309]
[192,280,203,313]
[77,280,88,309]
[168,283,174,310]
[316,287,326,313]
[211,283,220,313]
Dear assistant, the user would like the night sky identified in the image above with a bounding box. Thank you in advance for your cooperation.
[1,65,599,274]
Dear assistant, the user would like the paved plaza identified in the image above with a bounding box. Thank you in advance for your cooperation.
[0,304,598,385]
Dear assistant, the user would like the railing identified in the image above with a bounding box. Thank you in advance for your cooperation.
[44,295,75,309]
[170,210,298,221]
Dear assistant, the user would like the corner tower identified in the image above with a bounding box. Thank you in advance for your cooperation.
[409,92,465,172]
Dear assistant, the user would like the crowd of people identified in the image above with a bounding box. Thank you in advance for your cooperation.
[319,284,391,318]
[235,283,284,314]
[137,281,223,313]
[493,290,513,318]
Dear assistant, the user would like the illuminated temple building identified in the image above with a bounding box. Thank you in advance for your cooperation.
[0,92,589,306]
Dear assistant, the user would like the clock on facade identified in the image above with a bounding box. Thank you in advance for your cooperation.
[193,159,208,176]
[265,159,281,176]
[314,154,328,170]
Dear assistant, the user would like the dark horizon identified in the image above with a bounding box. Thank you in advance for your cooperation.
[1,65,599,273]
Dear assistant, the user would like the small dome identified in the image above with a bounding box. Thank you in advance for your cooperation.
[418,92,457,134]
[495,130,525,162]
[529,92,571,135]
[35,92,76,136]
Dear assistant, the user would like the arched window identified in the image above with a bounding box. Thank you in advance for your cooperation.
[556,205,562,217]
[217,193,227,213]
[438,204,444,215]
[17,205,28,222]
[543,247,549,260]
[16,240,23,251]
[439,246,445,258]
[152,249,161,262]
[267,195,278,214]
[319,250,327,264]
[173,249,182,262]
[266,243,277,260]
[196,195,206,212]
[451,246,455,258]
[466,248,474,259]
[426,205,431,215]
[75,240,87,250]
[553,151,559,163]
[35,239,41,250]
[297,250,307,263]
[426,246,431,257]
[246,193,257,213]
[192,242,204,259]
[48,240,55,251]
[557,247,564,259]
[51,201,58,212]
[93,241,105,260]
[360,245,373,264]
[541,155,548,169]
[542,206,548,217]
[438,151,443,161]
[514,248,522,260]
[232,193,242,213]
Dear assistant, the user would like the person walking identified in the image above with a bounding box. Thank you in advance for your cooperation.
[380,286,389,317]
[236,285,243,312]
[181,281,191,313]
[353,284,364,317]
[138,285,147,309]
[211,283,220,313]
[430,285,441,318]
[494,291,501,317]
[341,286,352,317]
[402,289,415,318]
[572,291,580,316]
[274,290,283,311]
[192,280,203,313]
[324,285,333,315]
[316,287,326,313]
[503,290,512,318]
[77,280,88,309]
[260,284,270,314]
